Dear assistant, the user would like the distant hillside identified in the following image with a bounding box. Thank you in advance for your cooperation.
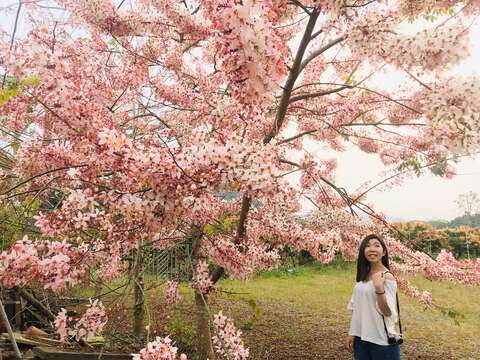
[427,213,480,229]
[448,213,480,227]
[426,219,449,229]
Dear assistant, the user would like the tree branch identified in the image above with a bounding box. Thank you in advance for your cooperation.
[211,193,251,284]
[263,9,319,145]
[292,82,423,114]
[299,35,347,73]
[277,129,318,145]
[1,1,22,88]
[289,85,351,103]
[1,165,86,196]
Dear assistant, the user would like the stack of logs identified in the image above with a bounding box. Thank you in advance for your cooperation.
[1,287,56,331]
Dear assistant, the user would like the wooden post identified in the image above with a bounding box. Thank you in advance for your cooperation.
[132,246,144,336]
[0,298,22,359]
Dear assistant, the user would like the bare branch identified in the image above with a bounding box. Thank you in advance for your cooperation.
[1,165,86,196]
[277,129,318,145]
[289,85,351,103]
[299,35,347,73]
[289,0,312,14]
[402,67,432,90]
[293,82,423,114]
[351,152,477,203]
[2,1,22,88]
[117,0,127,10]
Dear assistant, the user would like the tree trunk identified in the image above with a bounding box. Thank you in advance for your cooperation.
[189,225,215,360]
[94,276,102,297]
[132,248,144,336]
[195,291,215,360]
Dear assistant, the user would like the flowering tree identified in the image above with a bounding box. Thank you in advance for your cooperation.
[1,0,480,358]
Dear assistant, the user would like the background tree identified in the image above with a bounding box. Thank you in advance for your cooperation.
[455,191,480,258]
[455,191,480,224]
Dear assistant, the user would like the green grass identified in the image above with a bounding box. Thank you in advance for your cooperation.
[216,262,480,359]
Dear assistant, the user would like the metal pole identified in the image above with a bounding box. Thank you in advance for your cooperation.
[0,298,22,359]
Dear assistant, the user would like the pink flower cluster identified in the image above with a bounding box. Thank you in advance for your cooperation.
[385,237,480,286]
[422,76,480,153]
[191,260,213,294]
[357,138,380,154]
[182,131,283,195]
[132,336,187,360]
[54,299,107,342]
[164,280,181,307]
[201,0,289,106]
[348,13,469,71]
[204,232,280,280]
[397,0,480,17]
[212,311,249,360]
[0,236,92,291]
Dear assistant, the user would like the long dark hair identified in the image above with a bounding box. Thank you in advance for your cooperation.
[356,234,390,282]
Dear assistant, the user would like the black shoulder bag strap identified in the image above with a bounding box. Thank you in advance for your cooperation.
[382,293,402,336]
[381,271,403,337]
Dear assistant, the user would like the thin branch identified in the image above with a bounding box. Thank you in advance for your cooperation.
[402,67,432,90]
[117,0,127,10]
[310,29,323,41]
[277,129,318,145]
[352,153,476,203]
[291,61,359,103]
[342,0,376,8]
[1,165,86,196]
[107,88,127,112]
[294,82,423,114]
[289,0,312,14]
[289,85,351,103]
[299,35,347,73]
[274,14,310,29]
[2,1,22,88]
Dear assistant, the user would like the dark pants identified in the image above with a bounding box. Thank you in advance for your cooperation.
[354,336,401,360]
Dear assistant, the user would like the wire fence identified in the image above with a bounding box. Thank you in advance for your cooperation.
[143,242,193,280]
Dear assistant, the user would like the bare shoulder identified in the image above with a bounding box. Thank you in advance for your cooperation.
[384,272,396,281]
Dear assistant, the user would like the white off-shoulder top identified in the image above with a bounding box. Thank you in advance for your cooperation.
[347,278,399,346]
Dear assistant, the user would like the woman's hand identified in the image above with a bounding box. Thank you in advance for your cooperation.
[371,271,386,293]
[346,335,354,353]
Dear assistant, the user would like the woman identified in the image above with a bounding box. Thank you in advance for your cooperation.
[346,234,401,360]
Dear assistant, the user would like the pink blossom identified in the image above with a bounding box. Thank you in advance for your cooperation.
[0,236,92,291]
[191,260,214,294]
[212,311,249,360]
[164,280,182,307]
[132,336,187,360]
[54,299,108,342]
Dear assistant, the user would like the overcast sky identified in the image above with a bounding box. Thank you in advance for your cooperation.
[1,2,479,221]
[321,20,480,222]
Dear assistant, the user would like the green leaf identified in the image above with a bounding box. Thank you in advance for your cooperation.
[242,319,253,330]
[397,157,422,177]
[19,76,40,87]
[0,88,20,106]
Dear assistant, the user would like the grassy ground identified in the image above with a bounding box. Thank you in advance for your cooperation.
[69,261,480,359]
[210,262,480,359]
